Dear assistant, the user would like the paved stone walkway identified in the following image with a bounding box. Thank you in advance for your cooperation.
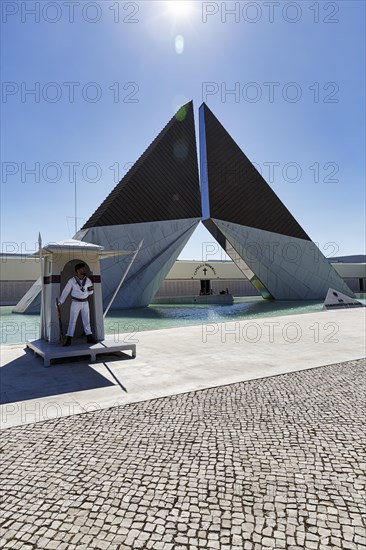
[1,359,365,550]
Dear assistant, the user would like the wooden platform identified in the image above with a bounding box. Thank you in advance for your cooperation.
[26,338,136,368]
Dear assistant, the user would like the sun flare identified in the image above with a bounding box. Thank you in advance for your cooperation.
[165,0,193,19]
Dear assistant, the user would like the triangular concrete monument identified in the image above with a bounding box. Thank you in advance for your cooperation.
[199,102,355,300]
[76,101,201,309]
[323,288,365,310]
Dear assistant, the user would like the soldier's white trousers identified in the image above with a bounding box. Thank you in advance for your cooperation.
[66,301,92,337]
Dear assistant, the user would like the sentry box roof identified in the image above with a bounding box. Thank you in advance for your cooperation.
[35,239,135,258]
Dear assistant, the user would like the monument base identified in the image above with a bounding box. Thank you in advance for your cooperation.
[152,293,234,305]
[26,338,136,368]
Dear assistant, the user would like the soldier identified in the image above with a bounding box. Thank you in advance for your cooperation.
[57,263,95,346]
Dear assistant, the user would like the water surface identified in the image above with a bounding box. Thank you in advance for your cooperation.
[1,295,365,345]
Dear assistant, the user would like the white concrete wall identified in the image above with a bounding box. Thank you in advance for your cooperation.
[4,254,365,284]
[165,260,244,280]
[2,253,365,305]
[0,256,41,280]
[155,279,259,297]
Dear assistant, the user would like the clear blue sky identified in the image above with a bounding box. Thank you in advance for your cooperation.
[1,0,365,261]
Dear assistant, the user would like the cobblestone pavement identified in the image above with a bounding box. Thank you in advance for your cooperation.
[1,359,365,550]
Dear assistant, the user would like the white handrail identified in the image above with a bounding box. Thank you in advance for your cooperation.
[38,233,46,339]
[103,239,144,318]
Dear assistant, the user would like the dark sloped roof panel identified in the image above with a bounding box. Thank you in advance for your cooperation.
[82,101,201,228]
[200,103,310,241]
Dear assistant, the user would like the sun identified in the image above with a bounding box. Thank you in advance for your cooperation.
[165,0,194,19]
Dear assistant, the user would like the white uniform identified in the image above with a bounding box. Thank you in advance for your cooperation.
[59,276,94,337]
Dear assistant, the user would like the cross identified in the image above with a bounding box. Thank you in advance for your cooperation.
[203,268,207,276]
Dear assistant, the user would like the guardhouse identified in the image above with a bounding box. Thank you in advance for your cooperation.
[26,239,139,367]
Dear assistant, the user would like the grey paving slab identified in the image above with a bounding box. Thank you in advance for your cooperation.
[1,359,365,550]
[0,308,365,429]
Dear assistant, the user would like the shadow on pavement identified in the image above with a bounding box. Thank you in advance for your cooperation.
[0,348,131,405]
